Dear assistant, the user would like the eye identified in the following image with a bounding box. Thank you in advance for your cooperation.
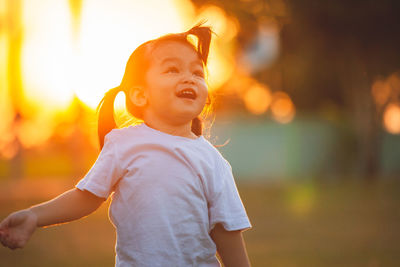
[193,70,204,78]
[165,67,179,74]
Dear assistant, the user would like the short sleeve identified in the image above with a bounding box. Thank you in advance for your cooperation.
[76,132,123,199]
[208,159,251,232]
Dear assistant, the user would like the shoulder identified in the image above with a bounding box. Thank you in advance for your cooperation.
[104,124,146,143]
[198,137,232,169]
[100,124,152,154]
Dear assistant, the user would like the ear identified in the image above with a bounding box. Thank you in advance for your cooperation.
[128,87,147,107]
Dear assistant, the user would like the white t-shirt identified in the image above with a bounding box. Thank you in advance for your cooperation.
[76,123,251,267]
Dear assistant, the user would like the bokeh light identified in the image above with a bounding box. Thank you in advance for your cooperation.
[371,79,391,108]
[271,91,295,123]
[383,102,400,134]
[243,83,272,115]
[2,2,400,266]
[195,4,239,90]
[21,0,189,110]
[371,72,400,134]
[285,182,316,218]
[1,0,245,154]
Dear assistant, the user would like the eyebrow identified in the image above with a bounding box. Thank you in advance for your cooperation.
[160,57,203,68]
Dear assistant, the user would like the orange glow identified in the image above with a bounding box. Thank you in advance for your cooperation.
[0,130,19,160]
[22,0,75,109]
[0,30,15,159]
[271,91,295,123]
[4,0,236,153]
[1,0,291,157]
[17,116,54,148]
[383,103,400,134]
[387,73,400,93]
[197,5,239,41]
[195,5,239,90]
[19,0,237,109]
[371,79,391,107]
[0,0,243,157]
[21,0,194,109]
[371,73,400,134]
[243,83,272,115]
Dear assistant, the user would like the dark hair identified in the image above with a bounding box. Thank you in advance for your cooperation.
[97,23,213,148]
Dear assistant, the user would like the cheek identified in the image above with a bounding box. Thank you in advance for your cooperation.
[198,82,208,103]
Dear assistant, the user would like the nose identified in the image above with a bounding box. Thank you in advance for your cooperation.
[182,72,196,85]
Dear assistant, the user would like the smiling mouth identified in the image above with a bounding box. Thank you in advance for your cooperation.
[176,88,197,100]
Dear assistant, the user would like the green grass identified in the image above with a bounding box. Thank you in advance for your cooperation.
[0,178,399,266]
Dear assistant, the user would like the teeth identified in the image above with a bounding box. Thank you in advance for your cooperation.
[177,89,196,99]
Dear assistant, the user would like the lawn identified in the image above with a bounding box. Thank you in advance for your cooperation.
[0,177,399,266]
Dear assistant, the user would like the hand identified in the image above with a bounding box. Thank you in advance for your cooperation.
[0,209,38,250]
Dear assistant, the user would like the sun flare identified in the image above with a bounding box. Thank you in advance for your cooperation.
[0,0,242,154]
[21,0,196,110]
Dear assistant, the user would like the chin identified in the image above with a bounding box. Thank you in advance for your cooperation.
[174,113,201,124]
[176,107,202,118]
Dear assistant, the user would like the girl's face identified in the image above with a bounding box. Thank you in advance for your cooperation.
[141,41,208,127]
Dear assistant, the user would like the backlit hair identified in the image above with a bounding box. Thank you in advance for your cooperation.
[97,23,212,148]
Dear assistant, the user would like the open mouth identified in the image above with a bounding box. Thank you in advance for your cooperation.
[176,88,197,100]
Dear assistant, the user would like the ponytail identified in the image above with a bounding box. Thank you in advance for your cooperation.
[97,87,122,149]
[185,23,212,65]
[96,23,213,148]
[186,23,211,137]
[155,22,212,66]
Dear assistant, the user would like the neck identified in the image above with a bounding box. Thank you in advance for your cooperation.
[143,114,197,139]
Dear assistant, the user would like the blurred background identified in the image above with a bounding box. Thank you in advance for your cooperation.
[1,0,399,266]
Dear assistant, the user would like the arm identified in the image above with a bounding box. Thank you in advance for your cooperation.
[0,188,104,249]
[30,188,105,227]
[210,223,251,267]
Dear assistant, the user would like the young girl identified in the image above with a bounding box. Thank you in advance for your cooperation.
[0,24,251,267]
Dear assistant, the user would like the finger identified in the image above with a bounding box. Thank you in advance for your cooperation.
[0,230,5,244]
[8,241,20,250]
[6,241,18,250]
[1,235,20,250]
[0,233,10,248]
[0,217,10,229]
[10,236,26,250]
